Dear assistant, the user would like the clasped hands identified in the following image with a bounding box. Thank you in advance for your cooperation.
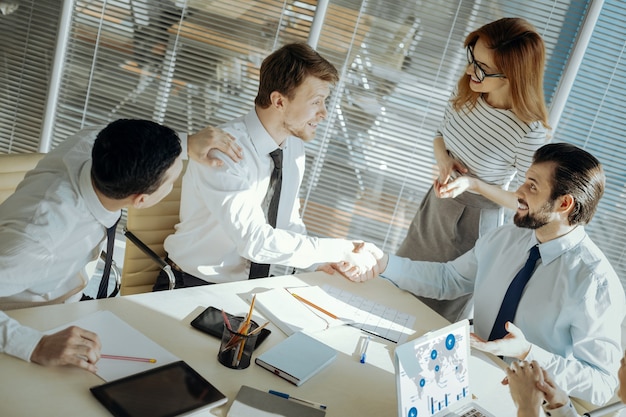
[433,153,474,199]
[504,360,569,415]
[471,323,570,415]
[318,242,388,282]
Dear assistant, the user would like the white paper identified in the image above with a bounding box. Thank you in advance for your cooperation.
[252,287,343,336]
[301,285,416,343]
[45,310,179,381]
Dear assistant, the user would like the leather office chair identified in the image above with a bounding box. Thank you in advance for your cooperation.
[0,152,44,204]
[120,160,186,295]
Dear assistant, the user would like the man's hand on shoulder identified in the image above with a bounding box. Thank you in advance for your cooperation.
[30,326,102,373]
[188,126,243,167]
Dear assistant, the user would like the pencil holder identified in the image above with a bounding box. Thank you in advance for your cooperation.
[217,316,259,369]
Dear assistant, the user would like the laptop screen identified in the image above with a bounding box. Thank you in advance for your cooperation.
[395,320,471,417]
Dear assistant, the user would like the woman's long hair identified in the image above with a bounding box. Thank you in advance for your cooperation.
[453,17,550,129]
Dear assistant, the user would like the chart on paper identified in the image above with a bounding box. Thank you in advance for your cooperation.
[319,284,416,343]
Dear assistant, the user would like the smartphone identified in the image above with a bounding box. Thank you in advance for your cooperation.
[190,306,271,349]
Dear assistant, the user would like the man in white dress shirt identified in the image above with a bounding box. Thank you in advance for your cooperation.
[344,143,625,405]
[160,42,380,288]
[0,119,242,371]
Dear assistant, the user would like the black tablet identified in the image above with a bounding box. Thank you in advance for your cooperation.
[90,361,227,417]
[190,306,271,349]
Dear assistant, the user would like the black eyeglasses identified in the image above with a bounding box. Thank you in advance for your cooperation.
[466,46,506,82]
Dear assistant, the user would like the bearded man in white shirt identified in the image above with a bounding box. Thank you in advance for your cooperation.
[0,118,242,371]
[343,143,625,406]
[159,42,381,289]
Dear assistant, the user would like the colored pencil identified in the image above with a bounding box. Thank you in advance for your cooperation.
[101,354,156,363]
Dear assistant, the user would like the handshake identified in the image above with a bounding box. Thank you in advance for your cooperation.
[319,241,389,282]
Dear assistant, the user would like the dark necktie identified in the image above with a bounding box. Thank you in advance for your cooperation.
[249,149,283,279]
[96,216,121,298]
[488,245,541,341]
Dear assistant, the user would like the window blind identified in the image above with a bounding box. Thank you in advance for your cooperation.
[554,0,626,285]
[51,0,296,147]
[297,0,586,252]
[9,0,626,287]
[0,0,61,153]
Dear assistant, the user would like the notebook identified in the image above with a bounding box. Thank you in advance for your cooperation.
[227,385,326,417]
[255,331,337,386]
[394,320,495,417]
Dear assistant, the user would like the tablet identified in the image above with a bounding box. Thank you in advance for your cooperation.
[90,360,227,417]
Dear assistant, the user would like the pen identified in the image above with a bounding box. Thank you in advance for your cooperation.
[290,292,339,320]
[360,336,371,364]
[268,390,327,410]
[101,354,157,363]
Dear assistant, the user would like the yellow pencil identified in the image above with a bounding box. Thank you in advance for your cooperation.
[236,295,256,364]
[291,292,339,320]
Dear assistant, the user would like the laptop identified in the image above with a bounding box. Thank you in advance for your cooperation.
[394,319,496,417]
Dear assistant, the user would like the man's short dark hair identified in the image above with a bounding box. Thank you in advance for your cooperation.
[533,142,605,225]
[91,119,182,199]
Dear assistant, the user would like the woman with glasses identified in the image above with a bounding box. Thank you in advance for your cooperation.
[396,17,550,323]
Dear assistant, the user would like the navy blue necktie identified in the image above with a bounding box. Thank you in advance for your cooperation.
[488,245,541,341]
[249,149,283,279]
[96,216,121,299]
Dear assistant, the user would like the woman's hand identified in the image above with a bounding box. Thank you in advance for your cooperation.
[434,175,476,198]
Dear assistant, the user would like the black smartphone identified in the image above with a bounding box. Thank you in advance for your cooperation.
[190,306,271,350]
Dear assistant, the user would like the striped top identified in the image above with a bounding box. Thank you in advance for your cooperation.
[438,95,547,191]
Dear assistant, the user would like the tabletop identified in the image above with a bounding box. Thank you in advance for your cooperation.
[1,271,518,417]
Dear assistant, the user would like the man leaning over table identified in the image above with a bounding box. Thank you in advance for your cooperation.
[0,119,242,372]
[157,42,381,290]
[341,143,625,405]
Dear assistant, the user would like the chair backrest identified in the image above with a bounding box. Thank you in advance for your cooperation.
[120,160,187,295]
[0,153,45,204]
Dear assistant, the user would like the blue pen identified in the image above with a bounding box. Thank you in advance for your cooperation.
[360,335,371,364]
[268,390,327,410]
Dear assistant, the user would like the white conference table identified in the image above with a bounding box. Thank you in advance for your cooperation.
[2,271,520,416]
